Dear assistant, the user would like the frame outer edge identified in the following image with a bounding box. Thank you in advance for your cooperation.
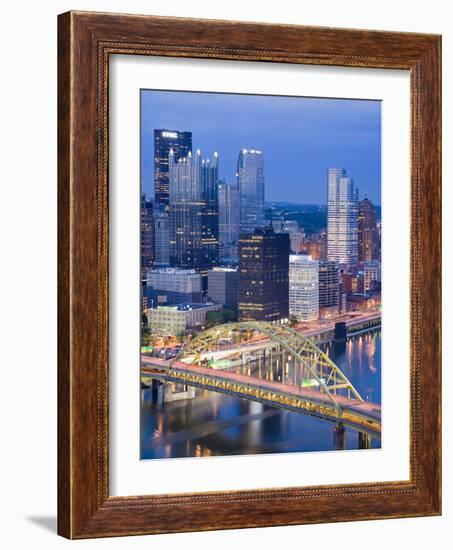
[57,11,73,539]
[57,10,442,538]
[423,36,442,515]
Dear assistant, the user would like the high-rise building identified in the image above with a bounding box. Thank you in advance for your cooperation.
[289,255,319,322]
[318,260,340,311]
[358,198,380,261]
[237,148,265,233]
[207,267,239,312]
[238,227,289,322]
[140,194,154,284]
[153,209,170,267]
[146,267,202,306]
[327,168,359,265]
[154,129,192,206]
[218,182,240,259]
[169,149,219,271]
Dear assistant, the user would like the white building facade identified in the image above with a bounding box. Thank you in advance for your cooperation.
[146,267,202,305]
[147,303,222,336]
[327,168,359,265]
[289,255,319,322]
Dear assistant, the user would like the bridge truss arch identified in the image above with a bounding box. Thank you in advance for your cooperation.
[170,321,363,416]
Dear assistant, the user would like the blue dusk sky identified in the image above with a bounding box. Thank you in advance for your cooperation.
[141,89,381,205]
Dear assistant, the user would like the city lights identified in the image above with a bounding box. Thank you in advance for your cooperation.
[140,93,382,459]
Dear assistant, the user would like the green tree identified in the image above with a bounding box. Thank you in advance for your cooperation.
[205,310,223,328]
[223,309,237,323]
[205,308,238,328]
[141,326,150,347]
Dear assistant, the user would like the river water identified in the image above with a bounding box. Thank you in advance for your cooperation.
[141,328,381,459]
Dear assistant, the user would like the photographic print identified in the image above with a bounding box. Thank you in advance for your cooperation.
[140,90,382,460]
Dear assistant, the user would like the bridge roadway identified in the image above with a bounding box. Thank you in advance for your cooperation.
[297,312,381,339]
[141,356,381,439]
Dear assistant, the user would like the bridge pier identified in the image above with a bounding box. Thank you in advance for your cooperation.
[358,432,371,449]
[333,422,346,450]
[150,379,164,405]
[164,383,196,403]
[334,322,347,341]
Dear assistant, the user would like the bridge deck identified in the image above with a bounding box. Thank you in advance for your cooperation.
[142,356,381,437]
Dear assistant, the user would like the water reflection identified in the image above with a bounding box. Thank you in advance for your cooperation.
[141,329,381,459]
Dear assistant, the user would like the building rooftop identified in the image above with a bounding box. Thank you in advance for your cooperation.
[209,267,238,273]
[148,267,198,275]
[152,302,219,312]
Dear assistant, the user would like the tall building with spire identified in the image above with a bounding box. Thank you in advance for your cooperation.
[327,168,359,265]
[237,148,265,233]
[358,198,380,261]
[154,129,192,206]
[169,149,219,272]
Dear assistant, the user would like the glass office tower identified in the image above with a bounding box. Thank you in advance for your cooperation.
[218,182,240,259]
[237,148,265,233]
[154,129,192,206]
[238,227,289,322]
[169,149,219,271]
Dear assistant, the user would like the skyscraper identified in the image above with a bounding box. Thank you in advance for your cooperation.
[218,182,240,259]
[289,255,319,322]
[238,227,289,322]
[140,194,154,284]
[237,148,265,233]
[153,209,170,267]
[318,260,340,312]
[358,198,380,261]
[169,149,219,271]
[327,168,359,265]
[154,129,192,206]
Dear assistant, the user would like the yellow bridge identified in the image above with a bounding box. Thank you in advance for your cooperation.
[141,321,381,439]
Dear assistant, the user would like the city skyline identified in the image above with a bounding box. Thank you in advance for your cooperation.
[141,89,381,204]
[140,91,382,460]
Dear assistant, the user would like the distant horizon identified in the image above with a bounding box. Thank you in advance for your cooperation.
[141,195,382,208]
[141,89,381,204]
[266,200,382,207]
